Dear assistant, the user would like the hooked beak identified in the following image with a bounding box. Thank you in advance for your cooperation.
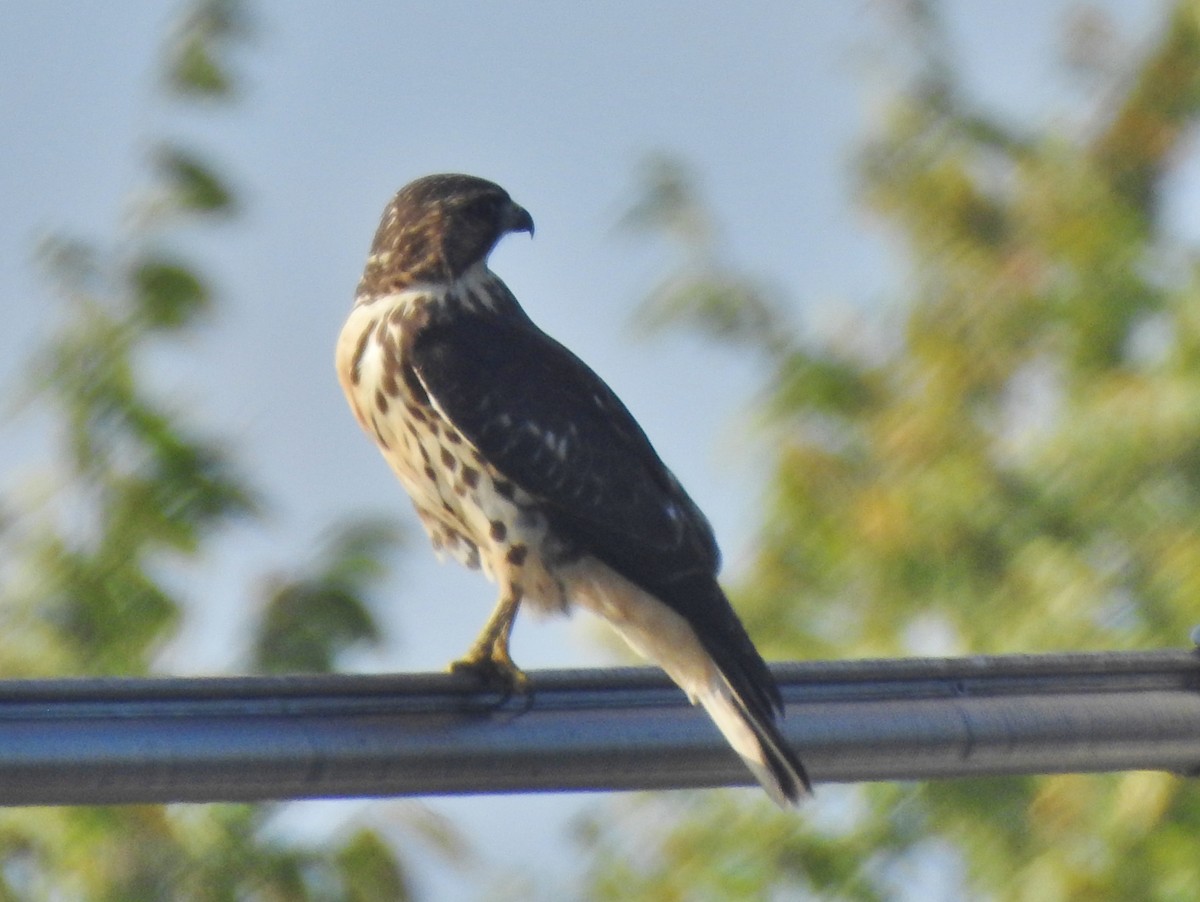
[505,201,535,238]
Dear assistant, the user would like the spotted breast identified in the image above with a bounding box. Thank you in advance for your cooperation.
[335,273,570,617]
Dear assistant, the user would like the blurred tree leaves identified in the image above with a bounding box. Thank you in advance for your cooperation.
[164,0,253,98]
[622,156,793,356]
[582,2,1200,900]
[0,1,450,898]
[253,519,401,674]
[131,257,211,329]
[154,148,237,216]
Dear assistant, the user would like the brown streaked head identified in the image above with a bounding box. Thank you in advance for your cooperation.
[358,174,534,296]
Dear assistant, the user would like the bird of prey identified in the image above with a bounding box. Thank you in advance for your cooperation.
[336,173,810,805]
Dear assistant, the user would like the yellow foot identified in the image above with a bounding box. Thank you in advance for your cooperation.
[449,649,531,697]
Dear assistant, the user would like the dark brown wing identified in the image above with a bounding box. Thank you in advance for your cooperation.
[409,311,720,593]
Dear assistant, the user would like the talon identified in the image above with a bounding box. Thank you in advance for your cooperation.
[489,642,532,695]
[450,646,530,696]
[451,587,528,698]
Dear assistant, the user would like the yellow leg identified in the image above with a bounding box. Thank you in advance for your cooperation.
[450,588,529,692]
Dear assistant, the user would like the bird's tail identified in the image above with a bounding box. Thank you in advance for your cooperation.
[693,665,811,807]
[572,561,811,806]
[683,601,809,806]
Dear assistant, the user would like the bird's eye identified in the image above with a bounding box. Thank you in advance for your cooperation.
[466,198,490,217]
[461,193,503,219]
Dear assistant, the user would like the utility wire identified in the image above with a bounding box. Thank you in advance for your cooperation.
[0,648,1195,805]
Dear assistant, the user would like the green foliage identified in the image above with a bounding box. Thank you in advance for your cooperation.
[0,804,425,902]
[154,147,238,216]
[131,257,211,329]
[164,0,254,98]
[583,2,1200,899]
[621,156,793,355]
[0,1,448,898]
[20,236,257,673]
[335,829,411,902]
[253,520,402,674]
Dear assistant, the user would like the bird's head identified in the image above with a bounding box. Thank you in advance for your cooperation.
[361,174,534,292]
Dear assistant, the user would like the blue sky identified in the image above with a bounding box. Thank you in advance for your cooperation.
[0,2,1167,898]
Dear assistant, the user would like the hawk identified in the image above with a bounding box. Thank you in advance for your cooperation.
[336,174,810,805]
